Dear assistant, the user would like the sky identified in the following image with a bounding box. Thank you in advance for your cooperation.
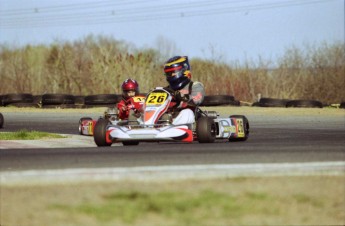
[0,0,344,63]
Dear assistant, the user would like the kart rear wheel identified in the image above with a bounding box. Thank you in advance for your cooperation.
[94,118,112,147]
[122,141,139,146]
[196,116,216,143]
[229,115,249,142]
[78,117,93,135]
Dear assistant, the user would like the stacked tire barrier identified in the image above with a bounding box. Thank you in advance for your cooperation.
[41,94,76,108]
[200,95,240,106]
[0,93,123,108]
[340,102,345,109]
[0,112,4,128]
[84,94,122,108]
[252,97,325,108]
[0,93,343,108]
[252,98,290,107]
[1,93,39,108]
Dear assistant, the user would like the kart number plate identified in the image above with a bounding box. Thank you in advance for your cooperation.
[236,118,245,138]
[88,121,93,135]
[132,96,145,103]
[146,92,168,105]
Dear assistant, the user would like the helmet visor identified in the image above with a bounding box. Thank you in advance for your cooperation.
[164,65,183,76]
[165,70,183,78]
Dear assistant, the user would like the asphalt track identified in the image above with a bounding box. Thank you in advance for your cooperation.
[0,109,344,173]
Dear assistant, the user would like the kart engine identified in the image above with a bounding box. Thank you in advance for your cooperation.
[104,107,119,121]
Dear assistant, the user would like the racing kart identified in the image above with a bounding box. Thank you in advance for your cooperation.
[79,87,249,147]
[78,95,145,136]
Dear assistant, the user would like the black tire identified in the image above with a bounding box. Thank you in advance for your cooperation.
[122,141,140,146]
[79,117,93,135]
[6,103,39,108]
[74,95,85,105]
[84,94,122,106]
[196,116,216,143]
[33,95,42,106]
[93,118,112,147]
[201,95,238,106]
[286,100,323,108]
[0,95,4,106]
[252,102,260,107]
[258,98,290,107]
[42,94,75,105]
[229,115,249,142]
[2,93,34,106]
[340,102,345,109]
[0,113,4,129]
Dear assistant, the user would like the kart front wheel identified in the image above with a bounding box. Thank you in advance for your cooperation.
[196,116,216,143]
[94,118,112,147]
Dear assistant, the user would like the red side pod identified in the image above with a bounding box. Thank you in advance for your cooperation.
[105,129,114,144]
[178,128,194,143]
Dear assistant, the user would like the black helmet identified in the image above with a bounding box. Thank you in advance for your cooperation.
[164,56,191,91]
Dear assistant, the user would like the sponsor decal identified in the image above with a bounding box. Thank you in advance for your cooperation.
[132,96,145,102]
[223,125,237,133]
[88,121,93,135]
[236,118,245,138]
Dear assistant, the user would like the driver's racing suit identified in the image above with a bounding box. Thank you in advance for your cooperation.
[117,97,143,120]
[169,81,205,125]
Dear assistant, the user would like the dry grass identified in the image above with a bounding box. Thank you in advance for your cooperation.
[1,37,344,103]
[1,175,344,226]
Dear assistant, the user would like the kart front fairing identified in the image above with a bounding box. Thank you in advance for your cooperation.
[106,124,193,143]
[106,87,193,143]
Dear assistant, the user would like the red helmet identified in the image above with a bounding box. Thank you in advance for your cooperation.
[121,78,139,98]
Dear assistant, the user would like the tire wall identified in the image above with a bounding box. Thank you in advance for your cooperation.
[0,93,342,108]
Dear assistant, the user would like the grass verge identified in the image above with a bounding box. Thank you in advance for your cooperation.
[1,175,344,226]
[0,129,65,140]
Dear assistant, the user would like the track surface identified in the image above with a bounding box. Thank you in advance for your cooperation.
[0,110,344,171]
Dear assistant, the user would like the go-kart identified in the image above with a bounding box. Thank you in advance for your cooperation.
[84,87,249,146]
[78,95,145,136]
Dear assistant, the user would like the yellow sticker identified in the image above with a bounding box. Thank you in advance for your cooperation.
[146,92,168,105]
[236,118,245,138]
[88,121,93,135]
[223,126,237,133]
[132,96,145,103]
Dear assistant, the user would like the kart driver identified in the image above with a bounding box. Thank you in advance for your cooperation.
[117,78,141,120]
[163,56,205,125]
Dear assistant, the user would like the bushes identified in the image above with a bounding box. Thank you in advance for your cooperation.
[0,36,344,104]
